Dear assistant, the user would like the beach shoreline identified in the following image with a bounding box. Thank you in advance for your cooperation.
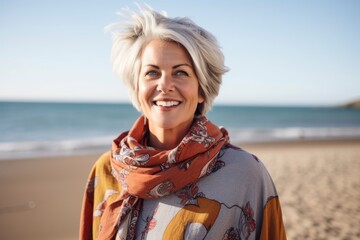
[0,139,359,239]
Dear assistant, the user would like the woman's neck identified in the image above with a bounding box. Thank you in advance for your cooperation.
[147,124,191,150]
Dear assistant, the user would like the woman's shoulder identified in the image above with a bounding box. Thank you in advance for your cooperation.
[87,151,116,185]
[218,144,277,194]
[220,144,266,170]
[94,151,112,168]
[86,151,111,173]
[87,150,121,196]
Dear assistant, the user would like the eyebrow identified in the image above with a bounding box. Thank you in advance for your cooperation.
[173,64,192,69]
[144,64,192,69]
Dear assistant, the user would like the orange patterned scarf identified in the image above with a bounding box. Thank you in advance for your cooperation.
[86,115,229,239]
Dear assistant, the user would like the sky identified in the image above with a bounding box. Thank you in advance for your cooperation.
[0,0,359,106]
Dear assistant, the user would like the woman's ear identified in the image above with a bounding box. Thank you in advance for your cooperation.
[198,95,205,104]
[198,87,205,103]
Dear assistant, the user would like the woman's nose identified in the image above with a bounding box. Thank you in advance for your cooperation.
[156,74,175,93]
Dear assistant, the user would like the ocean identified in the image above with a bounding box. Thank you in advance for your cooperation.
[1,101,360,159]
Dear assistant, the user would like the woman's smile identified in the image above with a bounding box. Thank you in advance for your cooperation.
[153,100,181,107]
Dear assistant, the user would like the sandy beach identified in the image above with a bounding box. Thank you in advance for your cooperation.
[0,139,359,240]
[243,139,360,240]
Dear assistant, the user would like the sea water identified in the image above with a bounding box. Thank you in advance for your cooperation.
[1,101,360,159]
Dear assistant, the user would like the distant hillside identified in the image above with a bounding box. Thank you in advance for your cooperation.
[342,99,360,109]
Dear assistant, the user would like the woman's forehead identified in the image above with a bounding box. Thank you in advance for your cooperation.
[141,39,193,68]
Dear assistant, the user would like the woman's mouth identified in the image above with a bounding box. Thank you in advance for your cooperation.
[154,101,181,107]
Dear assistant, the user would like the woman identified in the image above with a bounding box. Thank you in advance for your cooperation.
[80,6,286,240]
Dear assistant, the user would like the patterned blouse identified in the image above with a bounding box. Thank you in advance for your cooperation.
[81,145,286,239]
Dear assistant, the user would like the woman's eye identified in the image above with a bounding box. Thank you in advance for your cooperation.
[175,70,188,76]
[145,71,160,77]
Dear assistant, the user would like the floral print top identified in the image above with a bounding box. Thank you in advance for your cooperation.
[81,146,286,240]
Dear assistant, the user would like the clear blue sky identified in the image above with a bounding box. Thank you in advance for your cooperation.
[1,0,359,106]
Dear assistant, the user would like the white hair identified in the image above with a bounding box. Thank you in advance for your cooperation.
[107,5,228,115]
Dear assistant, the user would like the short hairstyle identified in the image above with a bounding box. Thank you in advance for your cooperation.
[108,5,228,115]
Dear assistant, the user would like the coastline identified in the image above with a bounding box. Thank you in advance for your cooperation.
[0,139,359,239]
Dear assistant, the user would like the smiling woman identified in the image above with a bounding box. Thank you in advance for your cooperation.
[79,5,286,240]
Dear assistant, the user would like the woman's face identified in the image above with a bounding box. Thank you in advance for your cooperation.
[138,39,204,138]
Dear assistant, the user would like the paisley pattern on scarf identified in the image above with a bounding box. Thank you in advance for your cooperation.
[85,115,229,240]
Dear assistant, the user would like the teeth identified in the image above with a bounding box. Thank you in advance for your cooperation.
[155,101,180,107]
